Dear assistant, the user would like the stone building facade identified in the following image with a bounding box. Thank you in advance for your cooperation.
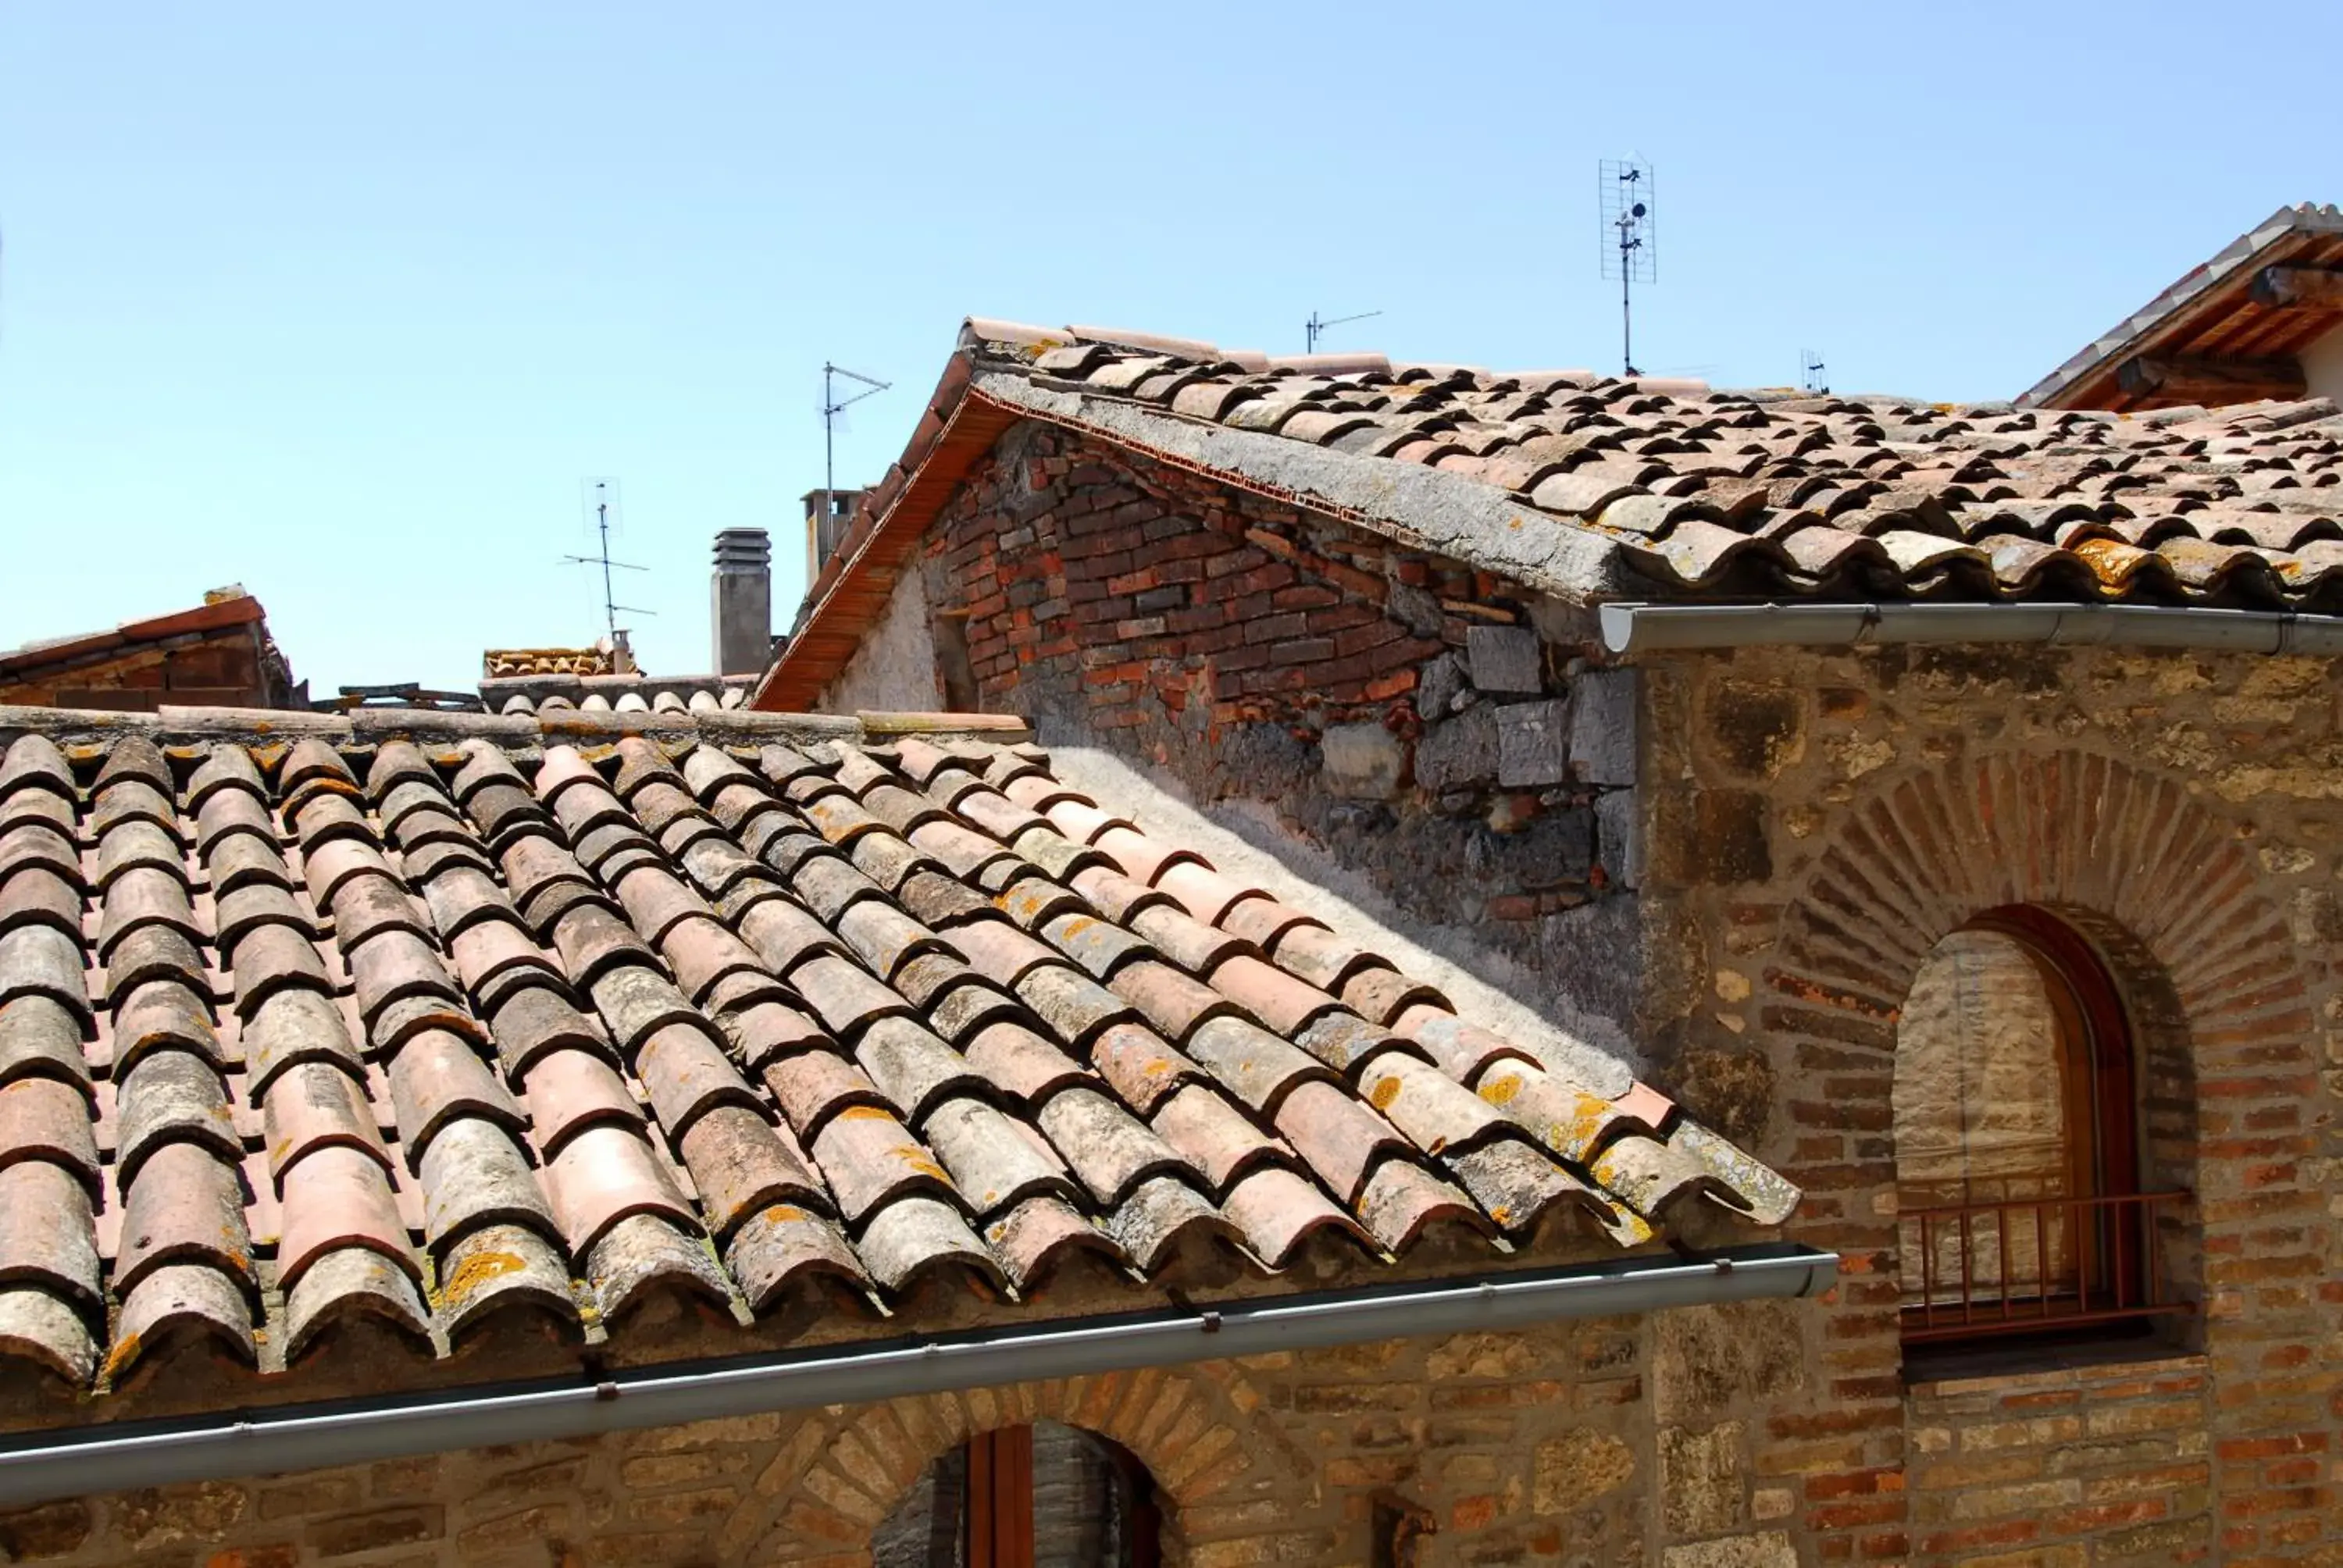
[744,320,2343,1563]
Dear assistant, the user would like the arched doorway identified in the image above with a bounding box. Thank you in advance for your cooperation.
[872,1420,1162,1567]
[1892,907,2185,1345]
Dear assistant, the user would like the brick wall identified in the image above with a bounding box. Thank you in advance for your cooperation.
[1,1305,1832,1566]
[1642,640,2343,1565]
[827,419,1649,1039]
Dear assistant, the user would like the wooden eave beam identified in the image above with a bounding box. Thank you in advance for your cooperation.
[2113,352,2306,405]
[2249,264,2343,312]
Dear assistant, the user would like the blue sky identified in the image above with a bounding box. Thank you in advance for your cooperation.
[4,5,2338,693]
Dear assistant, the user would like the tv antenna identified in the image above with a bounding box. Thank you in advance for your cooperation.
[1599,158,1657,378]
[1305,308,1382,355]
[1800,350,1829,394]
[564,478,654,640]
[821,362,890,511]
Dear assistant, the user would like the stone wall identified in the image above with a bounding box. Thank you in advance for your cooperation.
[1640,640,2343,1565]
[817,421,1647,1039]
[0,1303,1831,1566]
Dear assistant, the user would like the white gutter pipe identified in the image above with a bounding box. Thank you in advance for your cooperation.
[1600,600,2343,656]
[0,1244,1831,1506]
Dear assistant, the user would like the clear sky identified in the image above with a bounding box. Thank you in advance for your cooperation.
[4,5,2339,693]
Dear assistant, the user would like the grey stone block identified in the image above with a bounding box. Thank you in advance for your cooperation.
[1414,705,1499,792]
[1567,668,1639,786]
[1318,722,1406,800]
[1467,625,1544,694]
[1418,651,1468,718]
[1595,787,1640,889]
[1496,699,1571,787]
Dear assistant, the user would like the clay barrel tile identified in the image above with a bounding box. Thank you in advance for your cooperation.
[635,1021,761,1138]
[1150,1082,1299,1195]
[0,1285,98,1384]
[0,1160,100,1314]
[415,1118,560,1256]
[0,996,92,1097]
[113,1139,255,1298]
[113,1047,241,1186]
[271,1144,419,1292]
[384,1029,525,1163]
[981,1194,1122,1290]
[262,1060,392,1190]
[1033,1087,1194,1207]
[522,1047,644,1155]
[281,1245,432,1362]
[723,1202,867,1313]
[849,1195,1002,1296]
[1219,1166,1371,1267]
[435,1222,578,1339]
[242,989,363,1100]
[673,1105,826,1239]
[1084,1020,1203,1117]
[106,1262,255,1380]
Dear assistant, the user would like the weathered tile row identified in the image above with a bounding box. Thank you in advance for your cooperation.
[979,323,2343,609]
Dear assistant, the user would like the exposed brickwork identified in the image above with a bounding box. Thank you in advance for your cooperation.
[0,1320,1788,1566]
[883,420,1642,1033]
[1646,642,2343,1565]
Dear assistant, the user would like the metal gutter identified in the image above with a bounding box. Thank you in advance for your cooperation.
[1600,600,2343,656]
[0,1244,1832,1506]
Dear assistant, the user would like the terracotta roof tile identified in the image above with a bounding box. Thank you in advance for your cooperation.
[0,705,1791,1404]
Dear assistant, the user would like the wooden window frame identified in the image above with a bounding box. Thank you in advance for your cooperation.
[1897,906,2188,1346]
[963,1424,1161,1568]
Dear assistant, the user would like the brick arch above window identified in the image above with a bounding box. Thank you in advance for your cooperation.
[1772,748,2297,1053]
[721,1363,1325,1566]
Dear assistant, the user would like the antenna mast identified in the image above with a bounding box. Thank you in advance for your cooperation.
[1801,350,1829,394]
[564,478,654,640]
[821,362,891,514]
[1305,308,1382,355]
[1599,159,1657,378]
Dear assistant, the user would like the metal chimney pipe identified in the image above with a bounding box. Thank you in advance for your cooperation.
[711,529,773,675]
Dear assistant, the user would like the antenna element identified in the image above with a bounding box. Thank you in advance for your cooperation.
[1599,159,1657,378]
[1801,350,1829,395]
[821,362,891,522]
[564,478,654,640]
[1305,308,1382,355]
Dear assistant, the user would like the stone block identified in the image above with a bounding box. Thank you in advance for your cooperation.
[1689,790,1770,885]
[1466,624,1543,693]
[1414,705,1499,792]
[1319,722,1406,800]
[1532,1428,1635,1513]
[1596,786,1640,889]
[1704,680,1804,779]
[1653,1300,1807,1424]
[1475,809,1593,886]
[1495,698,1570,786]
[1568,668,1639,785]
[1418,650,1469,717]
[1660,1531,1796,1568]
[1660,1421,1747,1537]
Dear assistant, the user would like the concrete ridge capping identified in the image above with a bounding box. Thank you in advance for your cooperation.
[0,702,1032,750]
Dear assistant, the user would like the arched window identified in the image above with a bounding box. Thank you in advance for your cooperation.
[1892,907,2186,1345]
[872,1420,1162,1567]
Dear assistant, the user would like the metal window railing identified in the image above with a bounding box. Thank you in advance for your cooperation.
[1898,1190,2192,1342]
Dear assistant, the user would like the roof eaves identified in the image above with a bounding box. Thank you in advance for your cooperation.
[0,593,268,679]
[754,338,1639,710]
[2020,203,2343,410]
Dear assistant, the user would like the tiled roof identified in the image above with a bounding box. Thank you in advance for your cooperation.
[0,705,1790,1397]
[761,317,2343,707]
[986,323,2343,609]
[2020,203,2343,412]
[482,672,759,717]
[0,590,269,684]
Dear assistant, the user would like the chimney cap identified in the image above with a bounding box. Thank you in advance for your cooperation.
[713,529,772,568]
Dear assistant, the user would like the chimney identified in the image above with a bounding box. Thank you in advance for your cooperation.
[802,487,865,591]
[711,529,773,675]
